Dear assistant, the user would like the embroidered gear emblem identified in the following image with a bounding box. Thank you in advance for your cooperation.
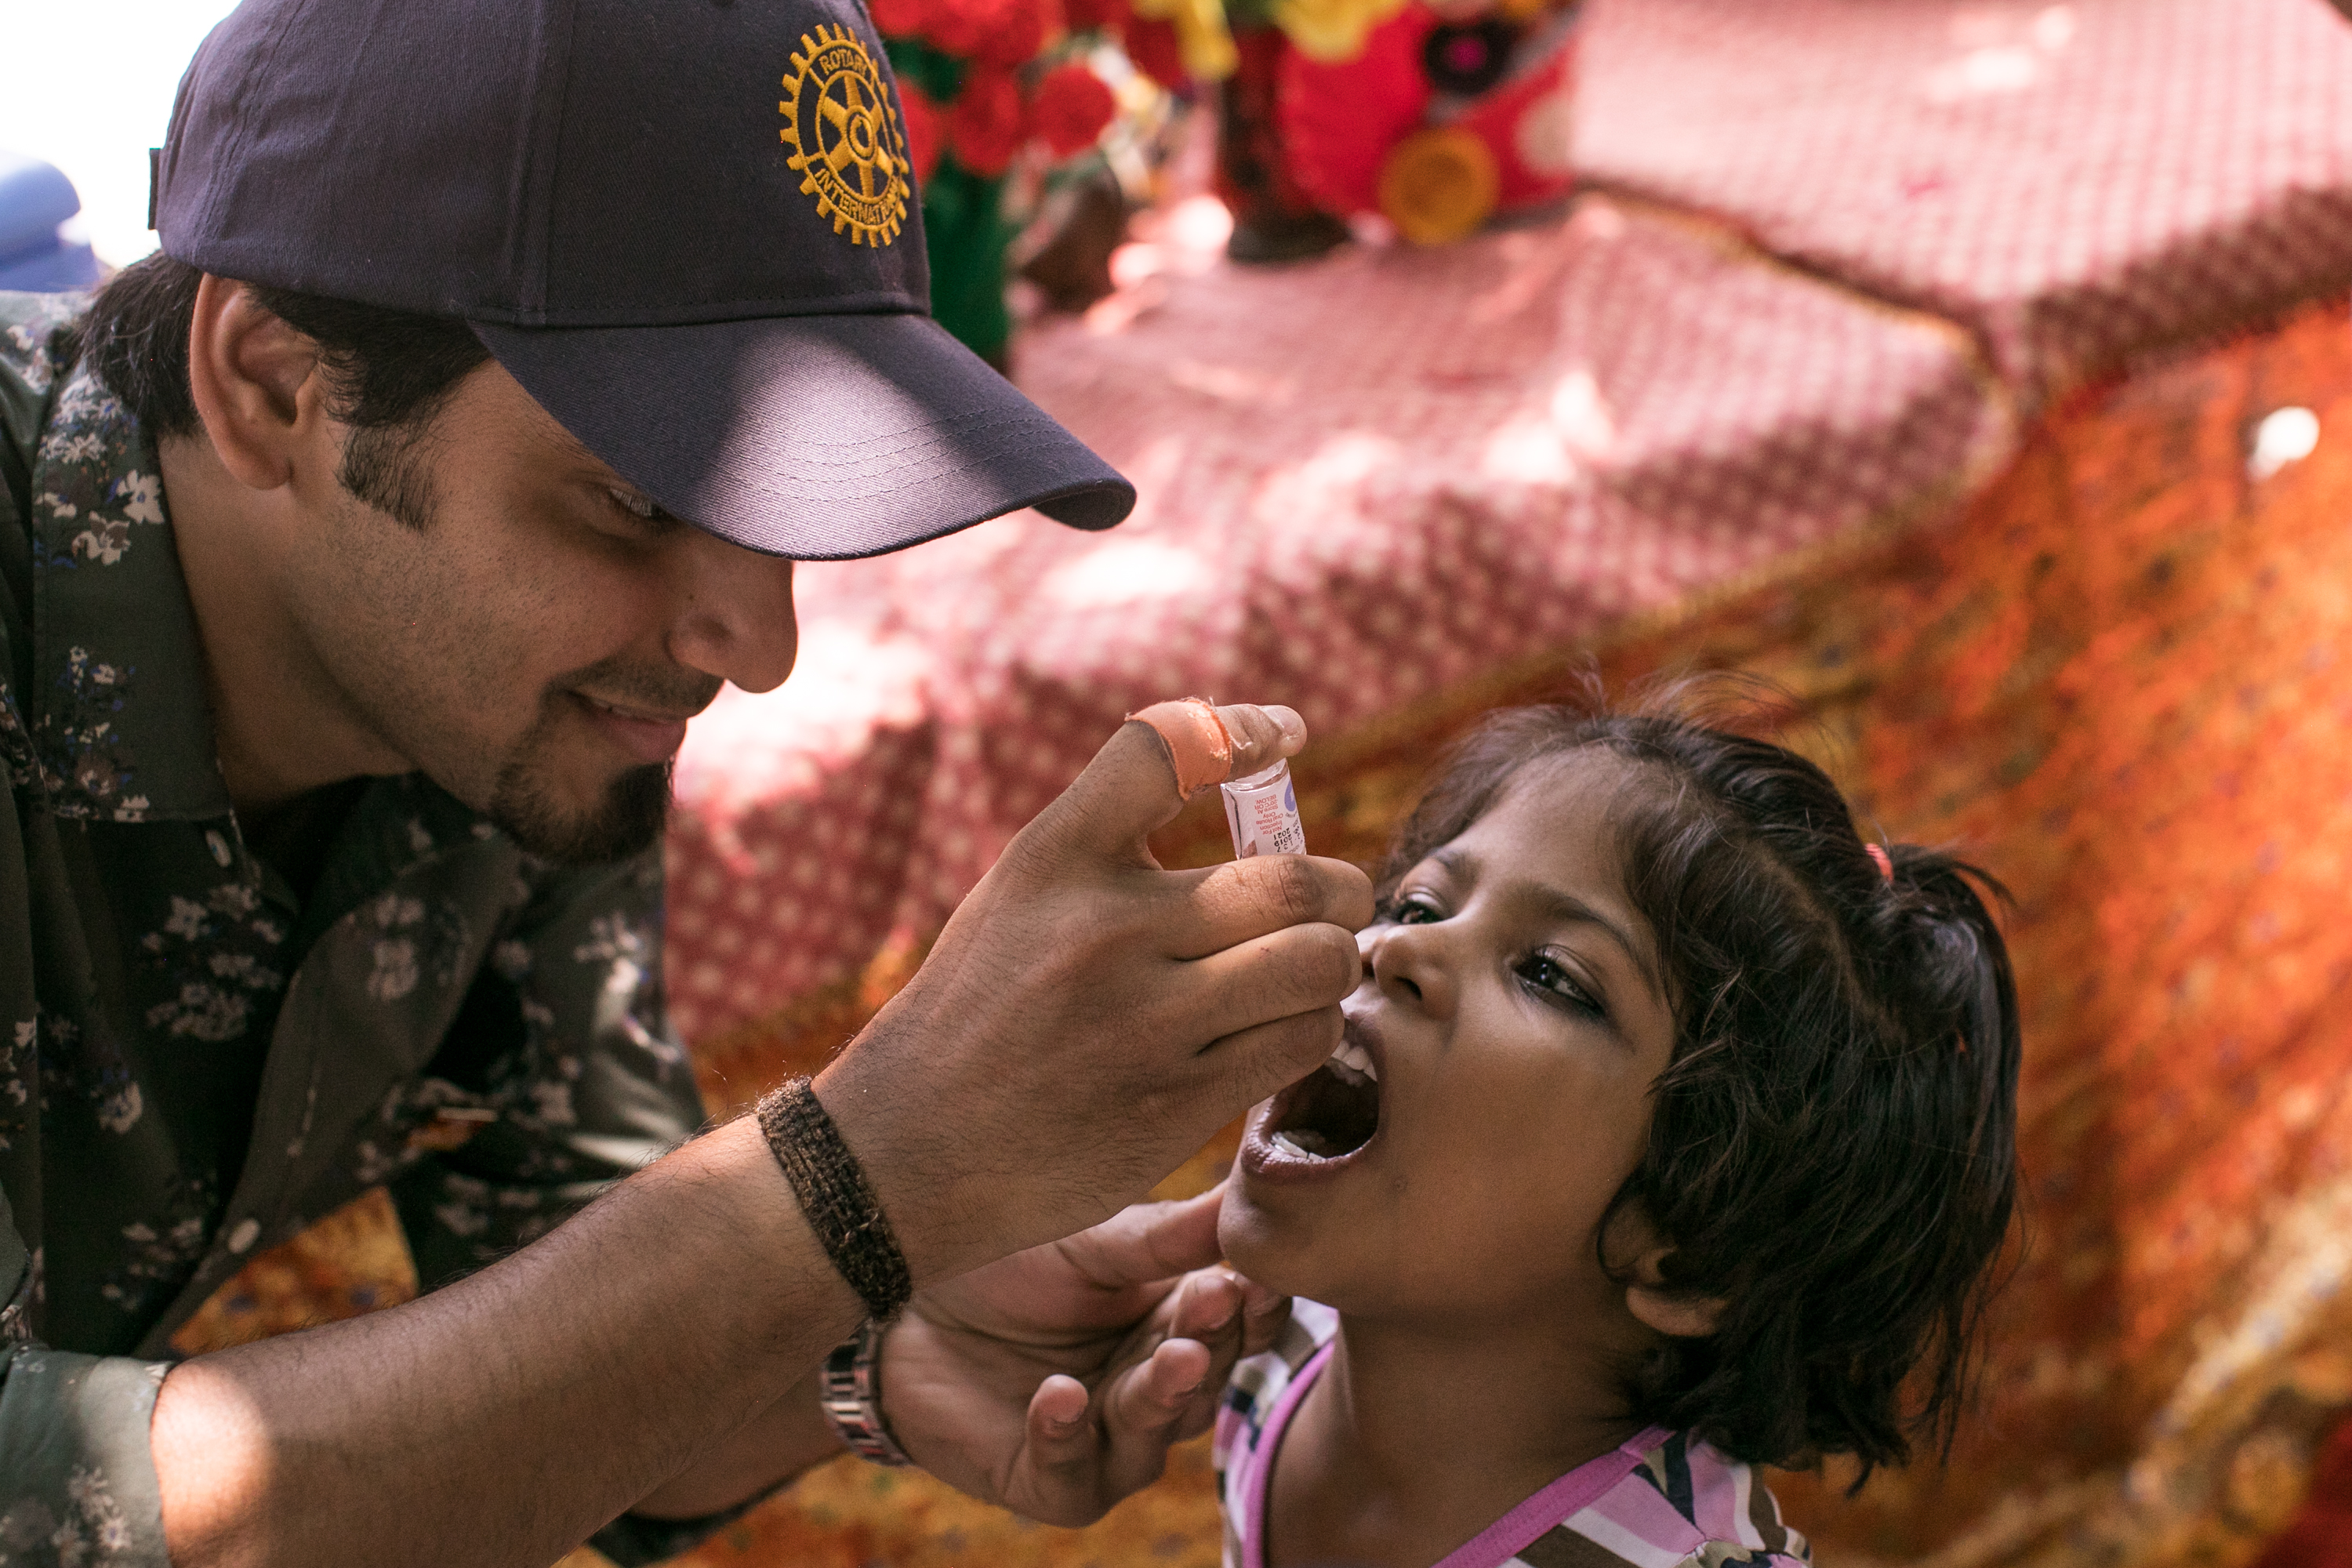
[779,25,911,247]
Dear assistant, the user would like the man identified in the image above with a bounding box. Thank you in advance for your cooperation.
[0,0,1374,1563]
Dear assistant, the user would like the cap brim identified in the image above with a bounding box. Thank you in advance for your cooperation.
[473,310,1134,560]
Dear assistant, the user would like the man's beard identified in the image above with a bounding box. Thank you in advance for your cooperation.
[481,658,718,864]
[488,746,675,865]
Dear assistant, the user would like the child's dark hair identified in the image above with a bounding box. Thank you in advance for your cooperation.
[1377,679,2020,1476]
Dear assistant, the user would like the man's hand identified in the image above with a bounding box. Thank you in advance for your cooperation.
[882,1186,1287,1526]
[818,703,1375,1283]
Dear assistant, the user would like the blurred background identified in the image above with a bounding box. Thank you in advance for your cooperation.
[0,0,237,274]
[21,1,2352,1566]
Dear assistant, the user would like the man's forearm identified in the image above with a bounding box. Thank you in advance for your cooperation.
[153,1118,862,1568]
[628,1363,840,1521]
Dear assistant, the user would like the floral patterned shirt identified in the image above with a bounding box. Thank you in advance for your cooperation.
[0,293,713,1566]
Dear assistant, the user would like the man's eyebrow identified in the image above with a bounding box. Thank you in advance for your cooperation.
[544,418,608,472]
[1435,847,1664,1000]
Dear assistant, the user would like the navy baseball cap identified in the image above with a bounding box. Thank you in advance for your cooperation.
[151,0,1135,560]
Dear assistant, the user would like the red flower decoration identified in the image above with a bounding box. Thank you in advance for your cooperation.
[928,0,1060,67]
[1062,0,1123,31]
[898,80,946,184]
[923,0,981,52]
[1026,63,1118,158]
[1119,14,1189,89]
[948,67,1026,176]
[866,0,931,38]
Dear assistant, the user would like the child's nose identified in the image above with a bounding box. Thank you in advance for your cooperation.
[1363,924,1454,1018]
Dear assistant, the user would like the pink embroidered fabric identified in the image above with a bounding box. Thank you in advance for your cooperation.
[1573,0,2352,403]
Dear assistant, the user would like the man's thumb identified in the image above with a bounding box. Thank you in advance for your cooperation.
[1029,702,1306,864]
[1066,1186,1228,1286]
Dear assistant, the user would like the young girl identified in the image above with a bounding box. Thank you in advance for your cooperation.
[1214,694,2021,1568]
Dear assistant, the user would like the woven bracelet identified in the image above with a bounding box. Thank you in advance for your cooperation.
[756,1076,913,1322]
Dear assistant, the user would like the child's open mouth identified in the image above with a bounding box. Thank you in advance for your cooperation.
[1246,1022,1383,1176]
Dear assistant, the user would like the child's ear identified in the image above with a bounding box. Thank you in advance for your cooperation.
[1625,1276,1729,1339]
[1620,1229,1730,1339]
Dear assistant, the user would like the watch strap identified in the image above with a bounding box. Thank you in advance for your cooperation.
[820,1317,913,1467]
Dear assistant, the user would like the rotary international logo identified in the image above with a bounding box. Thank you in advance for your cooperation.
[779,25,911,247]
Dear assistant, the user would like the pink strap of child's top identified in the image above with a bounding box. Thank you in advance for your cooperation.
[1240,1334,1669,1568]
[1239,1341,1334,1568]
[1429,1426,1673,1568]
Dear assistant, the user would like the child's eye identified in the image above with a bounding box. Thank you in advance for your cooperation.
[1391,895,1445,925]
[1519,950,1602,1017]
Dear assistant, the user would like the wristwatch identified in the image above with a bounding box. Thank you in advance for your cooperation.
[820,1317,913,1466]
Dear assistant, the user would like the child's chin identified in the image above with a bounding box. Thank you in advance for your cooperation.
[1218,1185,1347,1303]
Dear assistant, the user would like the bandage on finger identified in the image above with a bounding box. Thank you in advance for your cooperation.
[1127,697,1234,798]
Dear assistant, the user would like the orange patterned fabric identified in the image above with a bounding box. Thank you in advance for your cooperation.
[168,1186,417,1356]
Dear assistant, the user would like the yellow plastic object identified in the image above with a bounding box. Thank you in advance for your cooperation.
[1272,0,1411,63]
[1133,0,1240,78]
[1377,125,1500,245]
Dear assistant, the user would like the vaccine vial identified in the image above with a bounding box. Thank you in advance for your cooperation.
[1222,758,1307,858]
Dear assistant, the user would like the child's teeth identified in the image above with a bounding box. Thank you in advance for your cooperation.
[1328,1041,1377,1080]
[1272,1131,1312,1158]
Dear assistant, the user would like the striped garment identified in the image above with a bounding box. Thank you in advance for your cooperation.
[1214,1301,1813,1568]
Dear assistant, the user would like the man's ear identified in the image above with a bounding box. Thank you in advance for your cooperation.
[184,274,325,494]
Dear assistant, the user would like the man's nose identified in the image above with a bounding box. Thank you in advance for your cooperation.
[670,543,798,693]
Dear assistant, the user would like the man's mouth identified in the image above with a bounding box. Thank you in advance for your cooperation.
[572,691,694,764]
[581,694,697,724]
[1247,1020,1383,1175]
